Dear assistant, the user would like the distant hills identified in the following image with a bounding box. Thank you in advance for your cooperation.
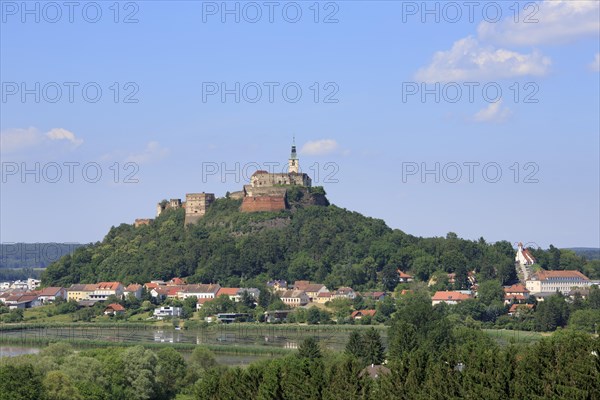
[567,248,600,261]
[0,243,83,269]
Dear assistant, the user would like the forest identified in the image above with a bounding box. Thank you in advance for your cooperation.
[1,290,598,400]
[41,198,600,290]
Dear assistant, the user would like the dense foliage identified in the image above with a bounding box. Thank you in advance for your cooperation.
[2,295,598,400]
[42,198,598,288]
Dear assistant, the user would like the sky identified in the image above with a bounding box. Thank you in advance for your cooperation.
[1,0,599,249]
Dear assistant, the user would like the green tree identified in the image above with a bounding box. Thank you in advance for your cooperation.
[43,371,83,400]
[298,337,322,359]
[0,364,44,400]
[362,328,385,365]
[345,331,364,360]
[477,280,504,306]
[156,347,186,399]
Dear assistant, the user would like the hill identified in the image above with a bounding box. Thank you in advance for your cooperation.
[41,197,598,288]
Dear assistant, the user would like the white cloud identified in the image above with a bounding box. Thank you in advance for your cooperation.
[300,139,339,156]
[0,127,82,154]
[472,100,511,123]
[45,128,83,147]
[478,1,600,46]
[590,53,600,72]
[415,36,551,83]
[125,141,169,164]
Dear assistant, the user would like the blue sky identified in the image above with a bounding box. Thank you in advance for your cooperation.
[1,0,599,248]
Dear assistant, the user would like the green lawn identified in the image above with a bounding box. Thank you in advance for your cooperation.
[484,329,545,345]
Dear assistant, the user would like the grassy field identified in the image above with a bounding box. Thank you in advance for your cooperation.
[484,329,546,345]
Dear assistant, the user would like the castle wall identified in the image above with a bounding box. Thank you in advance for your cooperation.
[241,196,286,213]
[184,192,215,225]
[134,219,153,227]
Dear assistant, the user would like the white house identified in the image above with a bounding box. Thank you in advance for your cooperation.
[526,270,590,294]
[178,284,221,300]
[280,290,310,307]
[37,287,66,303]
[153,306,182,320]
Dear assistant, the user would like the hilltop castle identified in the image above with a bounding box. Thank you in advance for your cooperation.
[135,141,324,227]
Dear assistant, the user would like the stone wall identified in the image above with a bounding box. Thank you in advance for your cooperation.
[240,196,287,213]
[134,219,153,227]
[184,193,216,225]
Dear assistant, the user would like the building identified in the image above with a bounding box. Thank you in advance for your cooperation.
[351,309,377,320]
[431,291,472,306]
[104,303,125,316]
[124,284,143,300]
[315,291,332,304]
[37,287,66,304]
[67,284,97,302]
[398,271,413,283]
[184,193,216,225]
[516,242,536,266]
[178,284,221,300]
[134,219,153,227]
[503,284,530,304]
[153,306,182,320]
[303,284,328,301]
[89,282,124,301]
[280,290,310,307]
[267,280,287,292]
[240,141,313,213]
[526,270,590,294]
[508,303,534,316]
[333,287,357,300]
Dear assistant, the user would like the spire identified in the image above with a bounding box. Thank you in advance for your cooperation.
[288,137,299,173]
[290,136,297,160]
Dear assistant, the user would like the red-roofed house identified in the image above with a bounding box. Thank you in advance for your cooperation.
[217,287,240,300]
[104,303,125,316]
[168,277,186,286]
[196,297,214,310]
[431,291,472,306]
[124,284,143,300]
[333,287,357,300]
[315,291,332,304]
[397,271,413,283]
[516,243,536,266]
[351,309,376,320]
[37,287,66,303]
[508,303,534,316]
[90,282,124,301]
[526,270,590,294]
[503,284,530,304]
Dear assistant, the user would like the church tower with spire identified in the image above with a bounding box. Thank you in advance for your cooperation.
[288,137,299,173]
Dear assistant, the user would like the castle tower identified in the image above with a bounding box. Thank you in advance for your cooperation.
[288,137,299,174]
[184,192,215,225]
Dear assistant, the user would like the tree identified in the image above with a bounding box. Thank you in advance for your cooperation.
[43,371,83,400]
[307,307,322,325]
[362,328,385,365]
[388,320,417,360]
[156,347,187,399]
[345,331,364,360]
[298,337,322,359]
[0,364,44,400]
[477,280,504,306]
[380,264,400,292]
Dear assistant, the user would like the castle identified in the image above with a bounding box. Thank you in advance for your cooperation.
[135,141,321,226]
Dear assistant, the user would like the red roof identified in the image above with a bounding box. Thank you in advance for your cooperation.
[504,294,526,301]
[125,284,142,292]
[169,278,186,285]
[145,282,160,290]
[96,282,122,290]
[252,170,269,176]
[317,291,332,297]
[217,287,240,297]
[197,297,214,305]
[38,287,63,296]
[533,270,589,281]
[397,271,413,279]
[432,291,471,302]
[351,309,376,318]
[504,284,529,294]
[509,303,534,313]
[105,303,125,311]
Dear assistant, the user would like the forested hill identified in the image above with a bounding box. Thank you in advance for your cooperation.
[41,198,597,288]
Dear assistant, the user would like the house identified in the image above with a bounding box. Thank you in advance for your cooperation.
[351,309,377,320]
[217,287,241,301]
[280,290,310,307]
[151,286,171,300]
[153,306,182,320]
[568,288,590,300]
[238,288,260,301]
[333,287,357,300]
[37,287,66,304]
[397,271,413,283]
[315,291,332,304]
[508,303,534,316]
[267,280,287,292]
[503,284,530,304]
[526,270,590,294]
[124,284,143,300]
[4,294,41,309]
[104,303,125,316]
[303,284,328,301]
[359,364,391,379]
[178,284,221,300]
[196,297,214,310]
[431,291,471,306]
[89,282,124,301]
[168,277,186,286]
[67,284,97,302]
[515,242,536,266]
[293,280,311,291]
[361,292,386,301]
